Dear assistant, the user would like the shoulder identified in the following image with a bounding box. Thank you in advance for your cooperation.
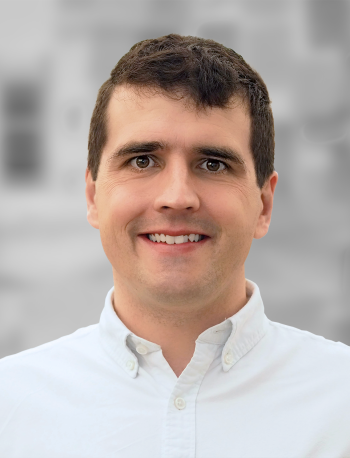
[0,323,99,366]
[268,319,350,351]
[0,323,105,441]
[266,319,350,373]
[0,324,99,400]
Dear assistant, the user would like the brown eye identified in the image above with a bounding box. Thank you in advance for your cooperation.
[127,155,228,175]
[201,159,227,174]
[206,160,221,172]
[135,156,151,168]
[127,155,157,172]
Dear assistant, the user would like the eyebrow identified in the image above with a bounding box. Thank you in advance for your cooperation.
[106,141,247,172]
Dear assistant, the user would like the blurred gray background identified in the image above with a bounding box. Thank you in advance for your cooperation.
[1,0,349,358]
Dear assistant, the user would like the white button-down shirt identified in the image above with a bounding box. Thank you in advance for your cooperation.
[1,279,350,457]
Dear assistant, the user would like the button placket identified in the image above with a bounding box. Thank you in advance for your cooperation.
[162,340,219,458]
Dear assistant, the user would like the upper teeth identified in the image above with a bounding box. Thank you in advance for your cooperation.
[148,234,203,244]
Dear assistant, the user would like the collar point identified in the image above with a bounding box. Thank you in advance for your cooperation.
[125,366,139,378]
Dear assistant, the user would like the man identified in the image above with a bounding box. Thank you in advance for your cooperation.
[1,34,350,458]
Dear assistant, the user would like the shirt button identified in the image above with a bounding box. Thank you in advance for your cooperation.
[126,360,135,370]
[224,352,234,365]
[136,344,148,355]
[174,397,186,410]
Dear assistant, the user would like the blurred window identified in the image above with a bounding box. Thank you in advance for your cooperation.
[2,81,43,183]
[4,129,40,178]
[5,84,40,119]
[307,0,349,47]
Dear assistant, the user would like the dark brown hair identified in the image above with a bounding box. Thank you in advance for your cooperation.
[88,34,275,188]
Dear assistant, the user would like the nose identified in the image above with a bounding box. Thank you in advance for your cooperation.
[152,156,201,212]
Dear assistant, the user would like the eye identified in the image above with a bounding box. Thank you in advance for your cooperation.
[128,155,156,170]
[199,159,228,174]
[127,155,229,174]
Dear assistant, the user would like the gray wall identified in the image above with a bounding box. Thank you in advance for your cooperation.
[1,0,349,358]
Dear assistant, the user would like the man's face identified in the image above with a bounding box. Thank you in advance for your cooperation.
[85,85,277,309]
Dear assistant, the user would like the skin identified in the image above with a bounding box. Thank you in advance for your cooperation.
[85,85,278,377]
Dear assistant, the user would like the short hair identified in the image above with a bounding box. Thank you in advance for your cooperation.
[88,33,275,188]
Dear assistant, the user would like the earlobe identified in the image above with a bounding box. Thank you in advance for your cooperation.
[85,168,99,229]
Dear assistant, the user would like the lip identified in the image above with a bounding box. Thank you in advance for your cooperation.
[138,234,210,254]
[139,230,210,237]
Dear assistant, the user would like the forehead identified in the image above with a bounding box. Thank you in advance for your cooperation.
[104,85,253,167]
[108,84,249,123]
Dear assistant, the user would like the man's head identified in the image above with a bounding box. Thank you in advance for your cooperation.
[85,34,278,320]
[88,34,275,190]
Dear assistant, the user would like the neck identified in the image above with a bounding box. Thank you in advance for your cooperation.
[112,277,248,377]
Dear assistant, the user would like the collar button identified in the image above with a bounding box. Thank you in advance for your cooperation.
[126,360,135,371]
[224,351,234,365]
[136,344,148,355]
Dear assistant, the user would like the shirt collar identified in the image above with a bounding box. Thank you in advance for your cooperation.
[98,278,269,378]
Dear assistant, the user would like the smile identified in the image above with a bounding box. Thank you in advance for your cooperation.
[139,234,210,254]
[147,234,206,244]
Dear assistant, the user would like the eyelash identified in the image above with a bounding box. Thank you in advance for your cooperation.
[125,155,230,175]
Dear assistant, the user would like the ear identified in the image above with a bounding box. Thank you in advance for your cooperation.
[85,168,99,229]
[253,171,278,239]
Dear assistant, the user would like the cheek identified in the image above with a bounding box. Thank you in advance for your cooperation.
[97,183,147,243]
[208,186,251,224]
[101,175,153,209]
[211,192,258,247]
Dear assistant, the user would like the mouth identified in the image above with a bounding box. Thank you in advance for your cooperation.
[138,233,210,254]
[144,233,208,243]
